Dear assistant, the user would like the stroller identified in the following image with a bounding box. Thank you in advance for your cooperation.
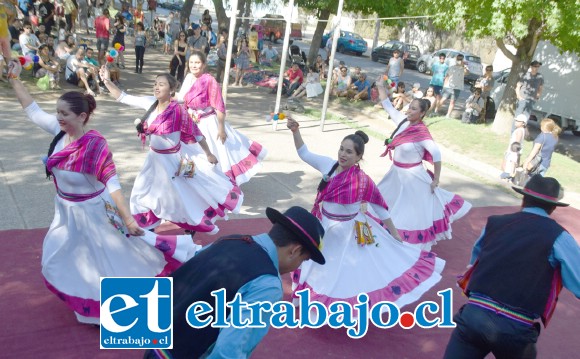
[288,40,307,73]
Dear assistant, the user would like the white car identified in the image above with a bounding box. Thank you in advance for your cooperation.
[416,48,483,84]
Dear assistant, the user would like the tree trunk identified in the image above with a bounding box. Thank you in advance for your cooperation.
[307,8,330,66]
[491,18,542,135]
[181,0,194,25]
[212,0,229,32]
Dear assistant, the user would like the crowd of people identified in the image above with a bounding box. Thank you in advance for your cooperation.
[2,3,578,359]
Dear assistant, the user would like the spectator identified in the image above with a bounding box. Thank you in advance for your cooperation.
[133,22,146,74]
[461,87,485,124]
[187,23,207,55]
[437,53,468,117]
[169,30,187,83]
[324,34,332,58]
[77,0,89,35]
[477,65,494,119]
[215,32,228,84]
[523,118,561,176]
[500,114,527,181]
[280,62,303,97]
[248,25,259,62]
[0,3,10,64]
[331,65,350,97]
[35,44,60,88]
[18,0,35,20]
[290,65,323,100]
[111,14,126,69]
[429,53,449,113]
[347,72,371,101]
[38,0,56,36]
[65,47,97,96]
[201,9,212,27]
[401,83,424,113]
[349,66,361,83]
[19,21,41,56]
[386,49,404,86]
[63,0,76,33]
[57,20,67,42]
[392,82,411,110]
[9,18,21,51]
[423,86,437,115]
[515,60,544,119]
[94,8,110,65]
[233,36,250,87]
[313,54,326,78]
[260,42,278,66]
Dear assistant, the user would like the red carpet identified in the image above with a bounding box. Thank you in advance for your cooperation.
[1,207,579,358]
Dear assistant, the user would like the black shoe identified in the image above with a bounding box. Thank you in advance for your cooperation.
[135,69,139,73]
[139,68,143,74]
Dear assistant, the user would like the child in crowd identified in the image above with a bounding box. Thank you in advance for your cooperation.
[501,114,528,180]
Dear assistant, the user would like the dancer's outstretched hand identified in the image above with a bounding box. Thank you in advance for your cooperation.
[286,117,300,133]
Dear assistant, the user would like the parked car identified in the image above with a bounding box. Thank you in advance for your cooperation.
[320,30,368,56]
[260,14,303,43]
[370,40,421,69]
[416,48,483,84]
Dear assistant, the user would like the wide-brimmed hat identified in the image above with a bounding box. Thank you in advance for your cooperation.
[512,175,569,206]
[515,114,528,124]
[266,207,326,264]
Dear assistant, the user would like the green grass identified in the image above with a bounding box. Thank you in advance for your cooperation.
[423,117,580,193]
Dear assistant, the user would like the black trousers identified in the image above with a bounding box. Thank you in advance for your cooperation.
[135,46,145,71]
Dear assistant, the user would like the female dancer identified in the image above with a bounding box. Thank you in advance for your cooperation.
[176,50,267,186]
[100,66,243,234]
[287,117,445,310]
[376,78,471,251]
[7,62,198,324]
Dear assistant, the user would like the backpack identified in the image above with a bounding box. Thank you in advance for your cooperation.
[209,31,217,47]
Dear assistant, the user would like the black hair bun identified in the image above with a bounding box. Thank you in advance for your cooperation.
[354,130,369,144]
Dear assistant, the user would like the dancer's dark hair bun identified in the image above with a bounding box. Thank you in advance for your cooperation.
[354,130,369,144]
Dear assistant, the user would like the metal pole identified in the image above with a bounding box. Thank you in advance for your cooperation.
[320,0,344,131]
[221,0,239,104]
[272,0,295,130]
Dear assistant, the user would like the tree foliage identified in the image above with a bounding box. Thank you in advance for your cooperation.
[411,0,580,134]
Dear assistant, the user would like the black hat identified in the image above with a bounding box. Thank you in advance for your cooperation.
[530,60,542,66]
[266,207,326,264]
[512,175,569,207]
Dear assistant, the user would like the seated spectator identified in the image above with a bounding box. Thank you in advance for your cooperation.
[83,47,104,93]
[392,82,411,110]
[57,20,68,42]
[19,21,41,56]
[9,18,22,51]
[332,66,351,97]
[461,87,485,124]
[313,54,326,79]
[35,44,61,89]
[423,86,437,114]
[290,65,323,100]
[65,47,97,96]
[346,72,371,101]
[401,83,425,112]
[282,62,303,97]
[260,43,279,66]
[34,24,46,38]
[350,66,361,84]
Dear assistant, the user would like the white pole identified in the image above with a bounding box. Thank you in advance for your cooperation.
[320,0,345,131]
[272,0,295,131]
[221,0,239,103]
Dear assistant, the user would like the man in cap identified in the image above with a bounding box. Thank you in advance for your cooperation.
[515,60,544,119]
[187,23,207,55]
[444,175,580,358]
[145,206,325,359]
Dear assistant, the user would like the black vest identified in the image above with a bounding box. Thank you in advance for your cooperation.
[170,235,278,359]
[467,211,564,316]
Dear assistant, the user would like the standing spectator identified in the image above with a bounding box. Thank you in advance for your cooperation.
[76,0,89,35]
[324,34,332,59]
[215,32,227,84]
[8,18,21,51]
[282,62,303,97]
[187,23,207,55]
[346,72,371,101]
[248,25,259,63]
[515,60,544,119]
[260,42,278,66]
[430,53,448,112]
[438,53,468,117]
[19,21,41,56]
[461,87,485,124]
[133,21,146,73]
[444,175,579,359]
[500,114,527,180]
[201,9,212,27]
[386,49,404,86]
[18,0,35,20]
[38,0,56,36]
[523,118,561,176]
[111,14,126,69]
[477,65,494,119]
[63,0,76,33]
[0,3,10,65]
[169,30,187,83]
[167,12,181,47]
[233,36,250,87]
[94,8,110,65]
